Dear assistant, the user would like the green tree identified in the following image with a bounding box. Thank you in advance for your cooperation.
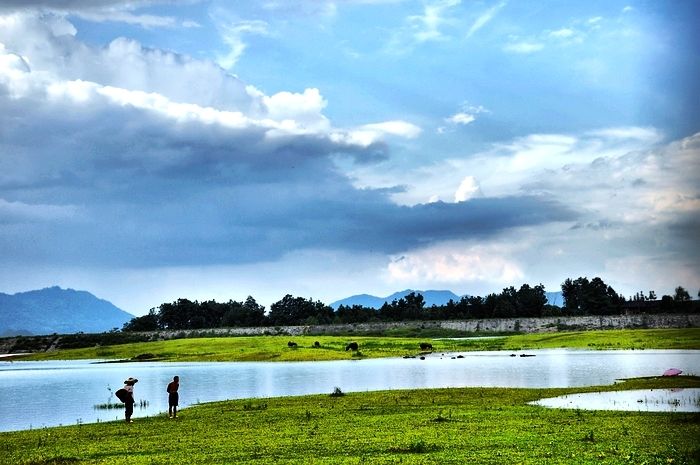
[122,308,160,332]
[674,286,691,302]
[561,277,624,315]
[268,295,334,326]
[158,299,198,330]
[516,283,547,317]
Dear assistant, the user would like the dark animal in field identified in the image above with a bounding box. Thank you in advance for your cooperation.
[345,341,359,351]
[287,341,297,348]
[313,341,321,348]
[419,342,433,351]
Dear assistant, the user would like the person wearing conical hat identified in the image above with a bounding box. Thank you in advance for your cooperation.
[122,377,138,423]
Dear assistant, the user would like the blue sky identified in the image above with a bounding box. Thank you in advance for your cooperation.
[0,0,698,314]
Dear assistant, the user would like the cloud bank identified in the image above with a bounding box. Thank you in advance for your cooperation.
[0,12,572,273]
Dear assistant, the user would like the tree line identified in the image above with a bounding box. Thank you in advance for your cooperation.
[122,278,699,332]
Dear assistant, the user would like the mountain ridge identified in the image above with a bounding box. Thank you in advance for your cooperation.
[0,286,134,336]
[331,289,564,309]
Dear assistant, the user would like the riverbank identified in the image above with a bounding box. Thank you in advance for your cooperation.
[3,376,699,464]
[8,328,700,362]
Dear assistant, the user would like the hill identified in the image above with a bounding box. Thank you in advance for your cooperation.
[0,287,134,336]
[331,289,564,309]
[331,289,462,309]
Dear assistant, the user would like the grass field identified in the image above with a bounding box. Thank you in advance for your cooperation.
[14,328,700,362]
[2,376,699,464]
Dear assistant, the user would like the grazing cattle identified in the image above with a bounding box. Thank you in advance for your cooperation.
[313,341,321,348]
[287,341,298,348]
[419,342,433,351]
[345,341,359,351]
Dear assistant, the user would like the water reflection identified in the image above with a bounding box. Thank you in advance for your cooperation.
[1,349,698,432]
[531,388,700,412]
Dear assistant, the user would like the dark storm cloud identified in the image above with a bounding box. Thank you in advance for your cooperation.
[0,81,576,268]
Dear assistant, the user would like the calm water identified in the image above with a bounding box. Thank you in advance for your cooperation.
[1,349,698,432]
[532,388,700,412]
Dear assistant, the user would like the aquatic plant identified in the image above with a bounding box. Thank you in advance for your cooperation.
[329,387,345,397]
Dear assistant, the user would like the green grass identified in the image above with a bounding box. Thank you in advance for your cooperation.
[3,377,699,464]
[14,328,700,362]
[502,328,700,351]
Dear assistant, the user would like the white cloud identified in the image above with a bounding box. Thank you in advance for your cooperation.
[503,41,544,54]
[214,18,270,69]
[0,1,183,28]
[407,0,461,43]
[346,121,422,146]
[0,199,80,223]
[182,20,201,28]
[446,112,475,125]
[386,241,524,286]
[441,104,488,131]
[75,10,177,28]
[587,126,662,143]
[466,1,506,37]
[454,176,481,202]
[549,28,575,38]
[261,88,331,132]
[375,131,700,297]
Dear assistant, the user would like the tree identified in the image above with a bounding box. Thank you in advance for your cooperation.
[335,304,377,324]
[674,286,691,302]
[158,299,198,329]
[516,283,547,317]
[122,308,160,332]
[561,277,624,315]
[268,295,334,326]
[562,277,586,314]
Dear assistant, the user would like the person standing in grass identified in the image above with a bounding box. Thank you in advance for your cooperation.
[167,375,179,418]
[123,377,138,423]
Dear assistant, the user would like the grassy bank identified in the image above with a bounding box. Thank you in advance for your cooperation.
[3,376,699,464]
[13,328,700,362]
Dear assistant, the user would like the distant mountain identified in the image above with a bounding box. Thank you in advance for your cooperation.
[330,289,462,309]
[0,286,134,336]
[545,291,564,307]
[331,289,564,309]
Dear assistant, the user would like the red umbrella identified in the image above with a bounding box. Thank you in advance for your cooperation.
[662,368,682,377]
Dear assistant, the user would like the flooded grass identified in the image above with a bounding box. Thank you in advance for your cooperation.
[93,400,149,410]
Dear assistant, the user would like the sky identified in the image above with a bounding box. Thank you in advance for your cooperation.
[0,0,698,315]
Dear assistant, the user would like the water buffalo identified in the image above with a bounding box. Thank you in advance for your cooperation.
[313,341,321,348]
[419,342,433,351]
[345,341,359,351]
[287,341,298,348]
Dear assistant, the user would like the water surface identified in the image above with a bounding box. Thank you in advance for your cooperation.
[1,348,697,432]
[532,388,700,412]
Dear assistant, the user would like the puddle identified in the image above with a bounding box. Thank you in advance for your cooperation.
[531,388,700,412]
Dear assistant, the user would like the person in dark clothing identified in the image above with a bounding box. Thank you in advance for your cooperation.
[123,377,138,423]
[167,375,179,418]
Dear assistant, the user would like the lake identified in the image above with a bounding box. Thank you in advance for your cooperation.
[1,348,698,432]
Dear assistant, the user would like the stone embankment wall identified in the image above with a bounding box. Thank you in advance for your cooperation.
[151,313,700,339]
[1,314,697,354]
